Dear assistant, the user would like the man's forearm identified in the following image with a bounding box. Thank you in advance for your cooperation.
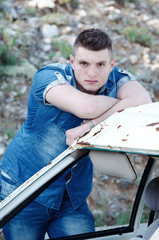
[93,96,152,126]
[66,81,152,146]
[46,84,120,119]
[66,96,152,146]
[93,98,134,126]
[92,80,152,125]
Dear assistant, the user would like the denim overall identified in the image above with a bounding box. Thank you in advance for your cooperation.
[0,62,135,239]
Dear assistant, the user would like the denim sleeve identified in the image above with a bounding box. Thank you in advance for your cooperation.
[32,67,69,105]
[116,68,136,91]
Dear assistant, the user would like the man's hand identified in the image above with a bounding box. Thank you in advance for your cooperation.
[66,124,89,146]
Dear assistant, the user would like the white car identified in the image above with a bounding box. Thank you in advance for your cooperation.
[1,102,159,240]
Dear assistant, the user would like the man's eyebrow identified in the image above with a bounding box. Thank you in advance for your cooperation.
[97,60,107,64]
[78,59,88,62]
[77,59,107,64]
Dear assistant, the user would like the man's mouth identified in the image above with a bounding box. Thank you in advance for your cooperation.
[85,80,98,84]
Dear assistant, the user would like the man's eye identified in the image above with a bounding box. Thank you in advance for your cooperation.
[98,63,104,67]
[80,62,87,66]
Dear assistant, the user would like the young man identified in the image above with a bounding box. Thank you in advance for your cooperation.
[0,28,151,239]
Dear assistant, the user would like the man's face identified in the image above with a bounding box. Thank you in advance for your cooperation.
[70,47,115,95]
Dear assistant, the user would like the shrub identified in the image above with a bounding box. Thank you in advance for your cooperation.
[5,129,16,140]
[0,29,17,65]
[52,40,72,59]
[25,6,37,16]
[0,44,16,65]
[123,25,152,47]
[41,13,68,26]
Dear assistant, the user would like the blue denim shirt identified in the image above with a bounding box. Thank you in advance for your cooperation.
[0,63,135,209]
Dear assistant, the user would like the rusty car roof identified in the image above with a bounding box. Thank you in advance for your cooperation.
[72,102,159,156]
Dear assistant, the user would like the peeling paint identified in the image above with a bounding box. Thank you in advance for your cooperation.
[146,122,159,127]
[77,141,92,147]
[79,130,90,138]
[108,145,113,149]
[117,109,124,113]
[47,161,52,165]
[69,146,73,150]
[93,127,103,137]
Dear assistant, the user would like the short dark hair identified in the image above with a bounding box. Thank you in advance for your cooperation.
[73,28,113,57]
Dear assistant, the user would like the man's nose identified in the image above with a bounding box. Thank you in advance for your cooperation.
[87,67,96,78]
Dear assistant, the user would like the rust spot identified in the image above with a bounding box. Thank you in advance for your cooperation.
[79,130,90,138]
[69,146,73,150]
[93,127,103,137]
[108,145,113,149]
[156,127,159,132]
[146,122,159,127]
[47,161,52,166]
[117,109,124,113]
[117,125,122,129]
[77,141,92,147]
[122,139,128,141]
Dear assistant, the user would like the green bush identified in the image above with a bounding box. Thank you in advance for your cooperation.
[123,25,152,47]
[116,211,130,225]
[115,0,137,6]
[0,44,16,65]
[57,0,72,4]
[141,205,150,223]
[25,6,37,16]
[49,52,56,60]
[52,40,72,59]
[41,13,68,26]
[0,30,17,65]
[95,212,105,227]
[5,129,16,140]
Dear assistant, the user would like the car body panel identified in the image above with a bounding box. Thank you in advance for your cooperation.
[74,102,159,155]
[1,102,159,239]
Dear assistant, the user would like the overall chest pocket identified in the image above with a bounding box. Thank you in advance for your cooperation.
[1,172,19,200]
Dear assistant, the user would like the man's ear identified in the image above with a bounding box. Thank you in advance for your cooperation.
[110,58,115,71]
[70,55,74,68]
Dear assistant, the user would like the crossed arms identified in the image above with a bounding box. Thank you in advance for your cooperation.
[45,80,152,146]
